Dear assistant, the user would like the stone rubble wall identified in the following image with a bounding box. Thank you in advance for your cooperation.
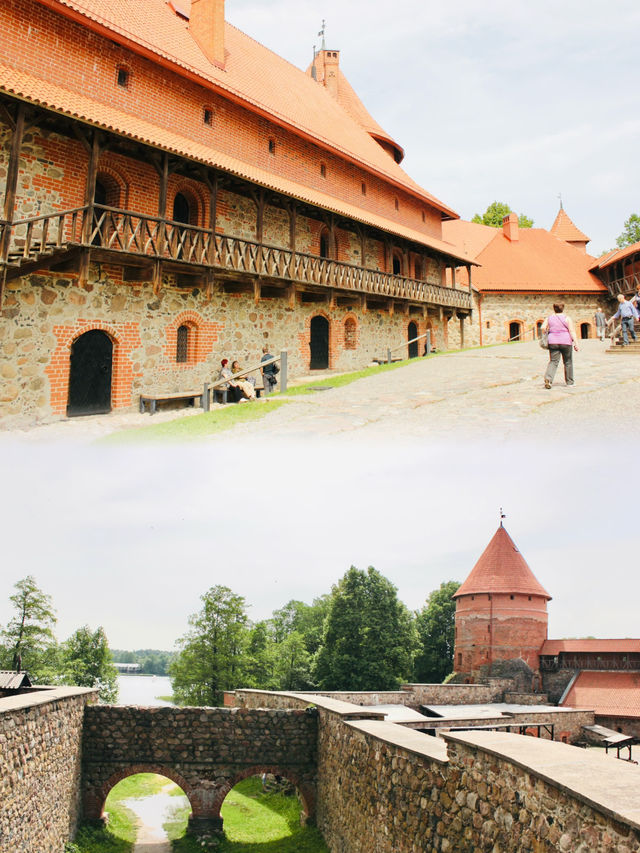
[0,687,96,853]
[82,705,318,823]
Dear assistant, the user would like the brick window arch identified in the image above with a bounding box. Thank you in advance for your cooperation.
[176,324,189,363]
[344,316,357,350]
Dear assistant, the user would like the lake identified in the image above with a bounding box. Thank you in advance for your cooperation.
[116,674,174,706]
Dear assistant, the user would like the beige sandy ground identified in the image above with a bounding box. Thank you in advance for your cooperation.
[122,789,188,853]
[2,340,638,444]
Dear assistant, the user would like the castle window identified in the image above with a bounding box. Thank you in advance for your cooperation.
[320,163,326,177]
[394,197,399,211]
[361,182,367,195]
[176,325,189,363]
[510,594,514,600]
[487,624,491,633]
[471,595,474,600]
[488,594,492,600]
[344,317,356,350]
[116,67,130,88]
[457,653,462,666]
[203,108,213,126]
[528,596,532,601]
[422,210,426,223]
[268,139,276,155]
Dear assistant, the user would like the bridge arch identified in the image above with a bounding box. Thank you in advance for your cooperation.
[211,765,316,827]
[85,764,196,823]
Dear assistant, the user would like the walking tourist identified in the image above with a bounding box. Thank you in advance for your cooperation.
[260,345,279,394]
[594,307,607,341]
[607,294,639,346]
[541,304,579,389]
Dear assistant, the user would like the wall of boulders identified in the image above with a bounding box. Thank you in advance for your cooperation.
[82,705,318,828]
[0,687,96,853]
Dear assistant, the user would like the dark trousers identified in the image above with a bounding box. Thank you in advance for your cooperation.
[545,344,574,385]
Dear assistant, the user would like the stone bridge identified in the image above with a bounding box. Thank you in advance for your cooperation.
[81,704,318,830]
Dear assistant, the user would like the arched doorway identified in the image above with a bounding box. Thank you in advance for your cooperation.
[392,251,403,275]
[509,321,521,341]
[67,330,113,417]
[408,321,419,358]
[580,323,590,339]
[172,192,191,224]
[309,316,329,369]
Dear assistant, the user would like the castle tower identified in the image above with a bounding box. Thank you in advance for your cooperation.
[453,524,551,681]
[550,207,590,253]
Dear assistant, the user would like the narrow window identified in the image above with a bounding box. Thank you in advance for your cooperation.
[203,108,213,126]
[176,325,189,363]
[422,210,426,223]
[361,182,366,195]
[510,594,514,600]
[116,67,129,88]
[268,139,276,155]
[457,653,462,666]
[320,163,326,177]
[394,197,399,211]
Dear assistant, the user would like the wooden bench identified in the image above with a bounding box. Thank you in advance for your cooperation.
[139,390,203,414]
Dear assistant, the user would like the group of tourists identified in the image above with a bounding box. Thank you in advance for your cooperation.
[541,290,640,389]
[216,346,279,403]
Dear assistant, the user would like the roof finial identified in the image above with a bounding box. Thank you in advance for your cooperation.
[318,19,326,51]
[558,192,563,210]
[499,507,506,527]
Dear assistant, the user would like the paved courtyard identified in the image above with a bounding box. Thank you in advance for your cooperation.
[2,340,638,443]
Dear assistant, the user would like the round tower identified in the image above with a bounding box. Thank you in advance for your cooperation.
[453,524,551,681]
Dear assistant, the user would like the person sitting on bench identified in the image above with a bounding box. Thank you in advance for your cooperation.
[229,359,256,402]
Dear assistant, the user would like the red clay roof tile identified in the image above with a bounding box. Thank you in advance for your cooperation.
[453,525,551,600]
[541,639,640,655]
[550,208,590,244]
[590,240,640,271]
[442,220,606,293]
[562,671,640,717]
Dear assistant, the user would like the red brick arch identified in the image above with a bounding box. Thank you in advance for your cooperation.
[85,764,195,822]
[46,319,142,414]
[211,765,316,825]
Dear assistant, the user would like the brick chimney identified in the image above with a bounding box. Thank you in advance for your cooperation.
[190,0,225,67]
[502,212,519,242]
[318,49,340,98]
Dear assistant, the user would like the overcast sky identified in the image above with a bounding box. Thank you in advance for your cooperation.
[0,435,631,650]
[226,0,640,255]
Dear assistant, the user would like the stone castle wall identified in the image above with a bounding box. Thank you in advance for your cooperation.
[82,704,318,826]
[0,687,96,853]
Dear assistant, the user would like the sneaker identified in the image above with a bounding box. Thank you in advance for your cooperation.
[544,378,551,389]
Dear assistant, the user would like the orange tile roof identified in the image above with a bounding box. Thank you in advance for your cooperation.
[562,671,640,718]
[550,208,590,244]
[590,240,640,271]
[453,526,551,600]
[32,0,455,219]
[442,220,606,293]
[541,639,640,655]
[0,62,475,264]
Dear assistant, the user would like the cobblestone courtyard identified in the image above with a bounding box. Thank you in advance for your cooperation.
[2,340,638,443]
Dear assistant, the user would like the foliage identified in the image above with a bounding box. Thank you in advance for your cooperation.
[616,213,640,248]
[110,648,176,675]
[170,586,249,706]
[0,575,58,681]
[61,625,119,702]
[273,630,313,691]
[314,567,417,690]
[414,581,461,684]
[65,825,131,853]
[471,201,533,228]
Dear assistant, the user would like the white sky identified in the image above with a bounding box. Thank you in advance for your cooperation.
[226,0,640,255]
[0,436,632,650]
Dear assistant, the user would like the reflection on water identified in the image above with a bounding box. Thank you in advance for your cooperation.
[116,674,174,706]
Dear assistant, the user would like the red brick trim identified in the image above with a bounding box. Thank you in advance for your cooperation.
[87,764,195,821]
[162,310,222,368]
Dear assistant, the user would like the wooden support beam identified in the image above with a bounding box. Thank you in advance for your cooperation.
[152,259,162,295]
[78,249,91,289]
[1,102,26,273]
[361,294,368,314]
[205,270,214,303]
[328,289,337,310]
[402,302,410,317]
[253,279,261,304]
[388,299,394,317]
[0,102,16,131]
[286,283,296,309]
[81,131,103,248]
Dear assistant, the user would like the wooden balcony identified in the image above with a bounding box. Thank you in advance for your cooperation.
[0,205,473,312]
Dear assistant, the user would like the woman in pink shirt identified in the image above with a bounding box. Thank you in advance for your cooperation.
[541,303,579,389]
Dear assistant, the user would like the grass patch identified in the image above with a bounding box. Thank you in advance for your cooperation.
[65,824,132,853]
[172,777,328,853]
[100,399,287,443]
[284,357,415,396]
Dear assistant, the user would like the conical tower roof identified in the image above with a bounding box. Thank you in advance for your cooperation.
[550,208,590,245]
[453,525,551,600]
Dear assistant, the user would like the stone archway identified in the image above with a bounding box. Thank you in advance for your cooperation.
[408,321,419,358]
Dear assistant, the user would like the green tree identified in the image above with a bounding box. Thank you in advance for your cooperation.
[170,585,249,706]
[1,575,58,681]
[413,581,461,683]
[616,213,640,248]
[271,595,331,656]
[274,630,313,691]
[472,201,533,228]
[314,567,416,690]
[244,620,276,689]
[61,625,118,703]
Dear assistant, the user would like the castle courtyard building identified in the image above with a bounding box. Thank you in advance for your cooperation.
[0,0,476,424]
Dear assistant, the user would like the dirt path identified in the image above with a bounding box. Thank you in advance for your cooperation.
[123,792,181,853]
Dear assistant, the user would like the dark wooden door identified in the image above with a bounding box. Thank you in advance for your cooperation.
[67,330,113,416]
[408,321,418,358]
[310,316,329,370]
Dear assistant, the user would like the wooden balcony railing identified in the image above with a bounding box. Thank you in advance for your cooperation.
[605,273,640,296]
[1,205,473,311]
